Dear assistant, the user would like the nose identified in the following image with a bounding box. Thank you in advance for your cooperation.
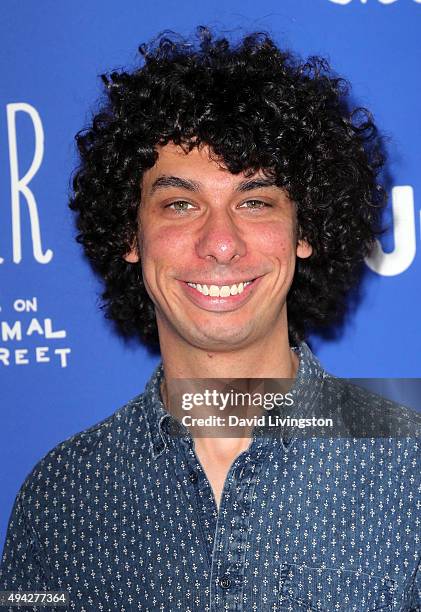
[195,209,247,264]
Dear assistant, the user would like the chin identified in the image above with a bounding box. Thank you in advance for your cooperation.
[186,323,258,351]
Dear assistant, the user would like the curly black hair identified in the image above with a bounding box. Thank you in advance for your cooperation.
[69,27,386,347]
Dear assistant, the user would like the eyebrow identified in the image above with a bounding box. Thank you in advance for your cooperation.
[149,176,201,194]
[149,175,278,195]
[236,178,277,192]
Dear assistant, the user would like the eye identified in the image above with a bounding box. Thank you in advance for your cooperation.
[238,199,270,210]
[166,200,195,214]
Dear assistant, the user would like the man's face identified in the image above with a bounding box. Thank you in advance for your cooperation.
[125,143,312,352]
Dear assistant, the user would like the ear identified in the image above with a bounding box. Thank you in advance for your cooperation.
[123,238,140,263]
[124,249,139,263]
[296,239,312,259]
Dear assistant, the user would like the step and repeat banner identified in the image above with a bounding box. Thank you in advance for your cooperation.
[1,0,420,549]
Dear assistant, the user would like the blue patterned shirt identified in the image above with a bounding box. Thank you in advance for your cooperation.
[1,343,420,611]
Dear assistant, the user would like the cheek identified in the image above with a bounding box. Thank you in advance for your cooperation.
[139,224,191,286]
[253,222,295,259]
[139,223,191,269]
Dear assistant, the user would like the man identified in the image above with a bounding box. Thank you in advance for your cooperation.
[1,28,420,611]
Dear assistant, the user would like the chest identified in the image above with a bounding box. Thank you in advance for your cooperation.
[47,439,419,611]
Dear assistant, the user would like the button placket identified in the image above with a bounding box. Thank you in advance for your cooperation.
[176,436,218,569]
[209,442,270,611]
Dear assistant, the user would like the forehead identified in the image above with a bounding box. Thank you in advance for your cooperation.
[142,142,271,191]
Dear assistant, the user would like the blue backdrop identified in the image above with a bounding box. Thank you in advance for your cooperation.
[1,0,420,551]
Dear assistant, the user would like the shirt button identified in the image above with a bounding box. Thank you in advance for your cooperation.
[219,576,231,589]
[188,472,198,483]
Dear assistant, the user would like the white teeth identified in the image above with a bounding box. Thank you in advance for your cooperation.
[187,280,253,297]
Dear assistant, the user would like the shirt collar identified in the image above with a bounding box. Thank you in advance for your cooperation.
[142,341,327,459]
[280,341,326,449]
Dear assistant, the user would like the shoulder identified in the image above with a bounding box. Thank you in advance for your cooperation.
[321,373,421,438]
[16,391,149,509]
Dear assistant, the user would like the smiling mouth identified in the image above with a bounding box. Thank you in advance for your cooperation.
[185,279,256,297]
